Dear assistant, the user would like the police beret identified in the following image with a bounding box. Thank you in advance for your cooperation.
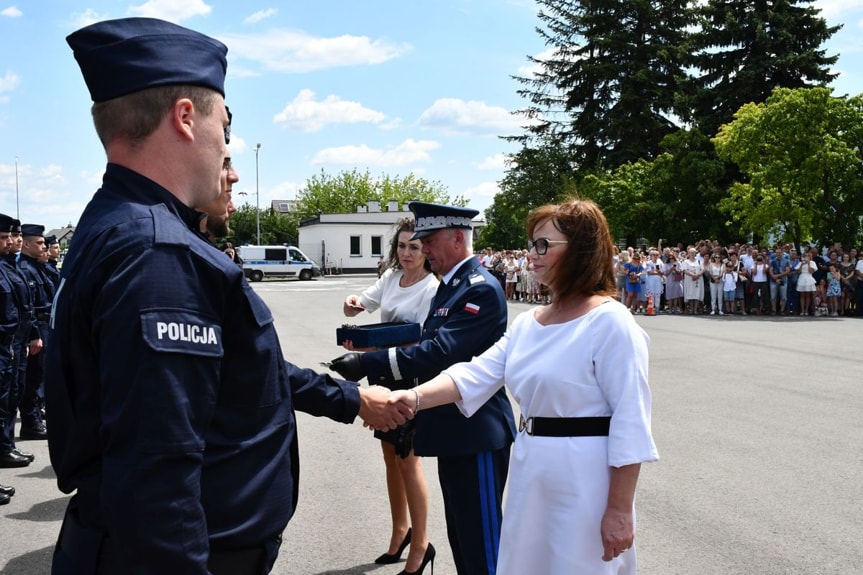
[45,235,59,246]
[67,17,228,102]
[0,214,15,233]
[409,202,479,240]
[21,224,45,237]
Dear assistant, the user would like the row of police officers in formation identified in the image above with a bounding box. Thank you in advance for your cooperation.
[0,217,60,504]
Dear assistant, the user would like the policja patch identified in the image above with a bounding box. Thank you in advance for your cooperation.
[140,309,224,357]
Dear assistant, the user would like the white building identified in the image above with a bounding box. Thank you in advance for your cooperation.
[298,200,485,274]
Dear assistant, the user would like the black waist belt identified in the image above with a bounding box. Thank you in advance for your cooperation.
[519,415,611,437]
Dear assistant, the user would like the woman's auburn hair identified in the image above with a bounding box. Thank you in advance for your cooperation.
[525,198,617,300]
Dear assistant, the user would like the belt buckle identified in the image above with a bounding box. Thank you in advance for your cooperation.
[518,414,534,436]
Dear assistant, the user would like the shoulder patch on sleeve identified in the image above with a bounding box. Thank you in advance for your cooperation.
[141,309,224,357]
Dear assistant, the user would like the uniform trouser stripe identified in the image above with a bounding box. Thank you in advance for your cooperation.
[477,451,500,573]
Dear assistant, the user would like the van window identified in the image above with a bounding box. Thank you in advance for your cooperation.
[288,248,307,262]
[264,248,287,261]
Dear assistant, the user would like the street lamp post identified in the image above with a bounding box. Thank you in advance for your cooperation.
[14,156,19,220]
[254,143,261,245]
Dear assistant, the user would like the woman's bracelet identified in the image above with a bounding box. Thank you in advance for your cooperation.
[413,389,420,412]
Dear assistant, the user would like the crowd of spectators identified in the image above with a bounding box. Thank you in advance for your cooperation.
[477,240,863,318]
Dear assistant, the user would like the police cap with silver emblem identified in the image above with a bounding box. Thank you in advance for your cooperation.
[21,224,45,238]
[10,219,21,234]
[66,17,228,102]
[45,235,59,246]
[409,201,479,240]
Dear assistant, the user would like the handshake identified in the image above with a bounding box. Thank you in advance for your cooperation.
[327,352,423,432]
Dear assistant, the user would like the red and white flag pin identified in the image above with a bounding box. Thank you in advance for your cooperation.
[465,302,480,315]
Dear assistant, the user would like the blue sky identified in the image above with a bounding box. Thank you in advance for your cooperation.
[0,1,862,232]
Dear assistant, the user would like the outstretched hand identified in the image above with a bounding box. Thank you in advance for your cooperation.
[358,386,414,431]
[388,389,416,412]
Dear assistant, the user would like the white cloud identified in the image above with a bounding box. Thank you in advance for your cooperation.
[220,29,411,74]
[244,8,277,25]
[475,153,506,170]
[417,98,530,136]
[1,6,22,17]
[462,181,501,201]
[311,139,440,167]
[70,9,110,28]
[127,0,212,22]
[0,71,20,94]
[274,89,386,132]
[517,47,557,77]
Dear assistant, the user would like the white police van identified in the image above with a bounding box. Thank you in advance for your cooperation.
[238,245,321,282]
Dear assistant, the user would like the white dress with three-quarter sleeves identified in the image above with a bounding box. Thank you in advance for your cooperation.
[444,300,659,575]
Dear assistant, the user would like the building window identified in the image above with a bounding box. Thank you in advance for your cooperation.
[371,235,383,257]
[350,235,362,256]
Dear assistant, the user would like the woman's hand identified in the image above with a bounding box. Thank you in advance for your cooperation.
[341,339,375,352]
[600,507,635,561]
[343,295,365,317]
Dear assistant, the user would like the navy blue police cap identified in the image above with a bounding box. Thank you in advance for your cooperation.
[409,202,479,240]
[45,235,59,246]
[10,219,21,234]
[0,214,15,233]
[21,224,45,237]
[66,17,228,102]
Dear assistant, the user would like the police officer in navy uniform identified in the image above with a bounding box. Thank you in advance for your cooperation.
[0,214,32,474]
[18,224,52,439]
[330,202,516,575]
[1,218,40,454]
[44,235,62,290]
[48,17,408,574]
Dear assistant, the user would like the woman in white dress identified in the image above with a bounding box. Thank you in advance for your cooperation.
[390,199,658,575]
[643,250,664,312]
[342,218,440,570]
[795,254,818,316]
[681,248,704,314]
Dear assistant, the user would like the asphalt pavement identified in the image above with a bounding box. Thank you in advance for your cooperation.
[1,274,860,574]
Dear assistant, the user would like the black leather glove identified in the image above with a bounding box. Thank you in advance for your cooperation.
[328,352,366,382]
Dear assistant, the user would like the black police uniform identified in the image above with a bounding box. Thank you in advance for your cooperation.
[360,254,516,575]
[18,249,54,432]
[47,164,363,574]
[1,251,36,445]
[0,260,20,459]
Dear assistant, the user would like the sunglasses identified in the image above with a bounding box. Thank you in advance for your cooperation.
[528,238,568,255]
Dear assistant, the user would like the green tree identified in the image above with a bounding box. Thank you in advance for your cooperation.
[223,204,299,247]
[713,87,863,249]
[688,0,839,137]
[294,168,460,220]
[513,0,691,171]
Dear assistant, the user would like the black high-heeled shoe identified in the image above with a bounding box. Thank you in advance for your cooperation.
[397,542,435,575]
[374,527,412,564]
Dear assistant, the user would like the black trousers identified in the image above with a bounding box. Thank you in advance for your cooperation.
[437,446,510,575]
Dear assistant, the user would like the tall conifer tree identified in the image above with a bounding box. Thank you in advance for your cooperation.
[689,0,840,137]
